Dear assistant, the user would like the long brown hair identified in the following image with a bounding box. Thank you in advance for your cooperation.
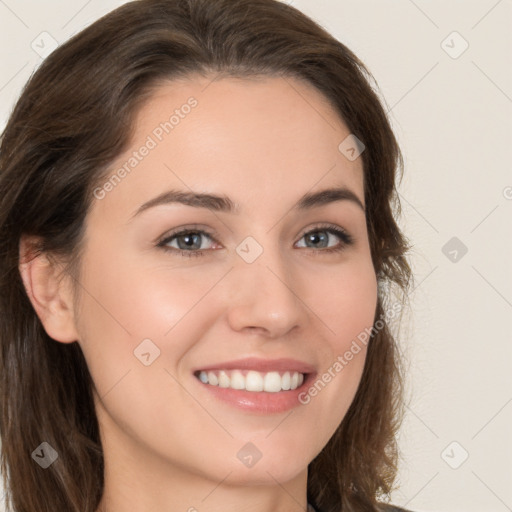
[0,1,412,511]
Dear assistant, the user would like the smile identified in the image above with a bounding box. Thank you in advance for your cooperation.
[195,369,305,392]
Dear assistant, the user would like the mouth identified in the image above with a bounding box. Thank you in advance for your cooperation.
[194,369,305,392]
[192,357,316,414]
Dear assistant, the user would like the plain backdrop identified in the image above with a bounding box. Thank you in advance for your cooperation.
[1,1,511,511]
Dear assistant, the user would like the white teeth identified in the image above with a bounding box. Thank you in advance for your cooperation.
[197,369,306,392]
[218,370,230,388]
[281,371,291,390]
[230,370,245,390]
[246,370,263,391]
[263,371,281,392]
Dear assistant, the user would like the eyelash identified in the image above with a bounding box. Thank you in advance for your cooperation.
[156,223,354,258]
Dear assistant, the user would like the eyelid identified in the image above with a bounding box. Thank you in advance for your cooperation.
[155,224,220,246]
[297,222,352,242]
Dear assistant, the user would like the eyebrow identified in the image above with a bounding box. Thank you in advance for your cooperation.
[130,186,365,220]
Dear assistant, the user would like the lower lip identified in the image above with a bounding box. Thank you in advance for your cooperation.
[195,373,315,414]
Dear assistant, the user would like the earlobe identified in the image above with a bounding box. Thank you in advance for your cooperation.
[18,236,79,343]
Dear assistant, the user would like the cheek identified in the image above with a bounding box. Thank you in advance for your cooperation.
[73,253,228,379]
[306,258,378,352]
[76,250,214,334]
[296,259,377,422]
[333,270,377,353]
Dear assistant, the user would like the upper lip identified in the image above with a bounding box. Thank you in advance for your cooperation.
[193,357,316,374]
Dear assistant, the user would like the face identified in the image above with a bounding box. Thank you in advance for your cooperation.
[73,75,377,491]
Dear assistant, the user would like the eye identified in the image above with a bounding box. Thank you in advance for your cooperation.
[295,224,354,254]
[156,223,354,258]
[157,227,218,258]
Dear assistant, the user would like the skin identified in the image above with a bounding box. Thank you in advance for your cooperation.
[20,75,378,512]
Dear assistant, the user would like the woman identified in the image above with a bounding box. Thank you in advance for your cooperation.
[0,0,413,511]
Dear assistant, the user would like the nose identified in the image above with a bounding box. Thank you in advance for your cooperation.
[225,247,304,339]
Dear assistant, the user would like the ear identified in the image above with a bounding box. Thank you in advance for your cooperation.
[18,235,79,343]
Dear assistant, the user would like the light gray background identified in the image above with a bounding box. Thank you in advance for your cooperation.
[1,1,511,511]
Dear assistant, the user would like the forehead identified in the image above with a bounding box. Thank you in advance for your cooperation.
[91,74,364,223]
